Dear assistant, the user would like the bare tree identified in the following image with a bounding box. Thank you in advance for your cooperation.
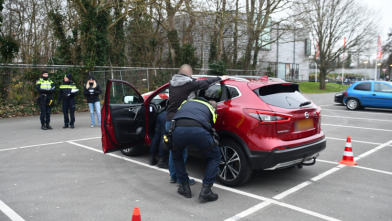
[295,0,380,89]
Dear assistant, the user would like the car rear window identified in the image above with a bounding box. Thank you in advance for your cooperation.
[254,84,311,109]
[353,82,371,91]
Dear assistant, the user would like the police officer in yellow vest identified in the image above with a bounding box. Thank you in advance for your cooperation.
[170,97,221,202]
[36,70,55,130]
[58,73,78,128]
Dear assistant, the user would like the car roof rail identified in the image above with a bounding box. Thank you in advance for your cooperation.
[193,75,250,82]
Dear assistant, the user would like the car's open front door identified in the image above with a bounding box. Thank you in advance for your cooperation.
[101,80,146,153]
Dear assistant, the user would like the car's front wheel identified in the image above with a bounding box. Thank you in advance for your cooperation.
[346,98,361,110]
[216,139,252,187]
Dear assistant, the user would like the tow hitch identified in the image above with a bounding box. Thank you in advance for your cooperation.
[297,153,319,169]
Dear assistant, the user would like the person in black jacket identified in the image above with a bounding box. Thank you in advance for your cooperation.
[83,75,102,128]
[58,73,78,129]
[165,64,229,184]
[36,70,55,130]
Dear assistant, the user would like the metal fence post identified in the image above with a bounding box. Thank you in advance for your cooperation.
[147,69,150,91]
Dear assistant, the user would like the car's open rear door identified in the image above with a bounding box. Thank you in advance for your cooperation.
[101,80,146,153]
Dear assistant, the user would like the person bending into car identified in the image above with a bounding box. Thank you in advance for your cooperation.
[58,73,78,129]
[171,98,221,202]
[165,64,229,185]
[149,105,169,168]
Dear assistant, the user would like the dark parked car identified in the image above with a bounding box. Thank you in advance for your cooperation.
[344,81,392,110]
[334,91,345,104]
[100,76,326,186]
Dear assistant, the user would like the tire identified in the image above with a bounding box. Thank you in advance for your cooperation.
[346,98,361,110]
[121,144,144,156]
[216,139,252,187]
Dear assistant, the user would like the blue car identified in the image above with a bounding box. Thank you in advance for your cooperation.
[344,81,392,110]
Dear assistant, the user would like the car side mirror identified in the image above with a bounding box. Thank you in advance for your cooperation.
[124,96,134,104]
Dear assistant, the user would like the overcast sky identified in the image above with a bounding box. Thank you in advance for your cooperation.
[362,0,392,40]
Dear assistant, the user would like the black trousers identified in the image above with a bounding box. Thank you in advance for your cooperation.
[62,99,75,126]
[39,96,51,124]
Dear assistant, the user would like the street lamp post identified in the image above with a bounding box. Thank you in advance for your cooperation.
[364,61,368,80]
[376,63,382,80]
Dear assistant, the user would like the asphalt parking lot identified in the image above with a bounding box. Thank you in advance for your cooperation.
[1,92,392,221]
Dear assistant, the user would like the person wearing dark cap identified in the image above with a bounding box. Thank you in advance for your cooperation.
[36,70,55,130]
[58,73,78,128]
[83,75,102,128]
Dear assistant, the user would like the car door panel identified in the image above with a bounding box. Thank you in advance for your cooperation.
[109,104,146,144]
[371,82,392,108]
[101,80,146,153]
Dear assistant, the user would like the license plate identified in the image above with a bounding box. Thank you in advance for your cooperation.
[295,119,314,131]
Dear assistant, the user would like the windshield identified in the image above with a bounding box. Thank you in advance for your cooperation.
[254,84,311,109]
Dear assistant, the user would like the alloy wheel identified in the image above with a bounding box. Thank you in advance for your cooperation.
[218,146,241,181]
[347,99,357,109]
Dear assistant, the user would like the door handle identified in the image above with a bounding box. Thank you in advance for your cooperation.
[372,94,376,96]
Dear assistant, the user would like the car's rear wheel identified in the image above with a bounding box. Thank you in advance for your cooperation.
[346,98,361,110]
[216,139,252,187]
[121,144,144,156]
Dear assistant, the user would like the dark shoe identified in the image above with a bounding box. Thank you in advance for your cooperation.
[70,125,74,129]
[170,177,177,183]
[63,125,68,129]
[177,179,195,187]
[157,157,168,168]
[41,123,47,130]
[149,155,158,165]
[178,182,192,198]
[199,183,218,202]
[46,123,52,130]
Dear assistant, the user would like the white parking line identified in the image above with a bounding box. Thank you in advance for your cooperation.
[275,202,340,221]
[322,124,392,132]
[311,167,341,182]
[0,141,65,152]
[67,141,339,221]
[355,139,392,160]
[322,115,392,122]
[317,159,392,176]
[0,200,25,221]
[224,201,272,221]
[325,137,387,146]
[68,137,101,142]
[321,109,392,115]
[273,181,312,200]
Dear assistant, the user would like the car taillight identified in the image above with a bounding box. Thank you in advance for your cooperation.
[344,91,347,97]
[244,109,292,124]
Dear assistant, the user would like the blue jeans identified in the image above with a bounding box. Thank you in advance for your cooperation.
[172,126,221,184]
[166,121,187,179]
[88,102,101,126]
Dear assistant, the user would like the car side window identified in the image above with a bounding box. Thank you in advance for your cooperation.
[110,82,143,104]
[203,84,222,102]
[374,83,392,93]
[227,86,240,99]
[152,89,169,100]
[353,82,371,91]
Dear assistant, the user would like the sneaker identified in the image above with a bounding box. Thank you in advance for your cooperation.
[170,177,177,183]
[70,125,75,129]
[90,125,94,128]
[177,179,195,186]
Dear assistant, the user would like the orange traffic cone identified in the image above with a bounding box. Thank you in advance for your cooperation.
[132,208,141,221]
[339,136,358,166]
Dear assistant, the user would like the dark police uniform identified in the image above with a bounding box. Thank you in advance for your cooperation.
[58,77,78,128]
[171,97,221,201]
[36,78,55,130]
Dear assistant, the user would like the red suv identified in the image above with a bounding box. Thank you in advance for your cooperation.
[101,76,326,186]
